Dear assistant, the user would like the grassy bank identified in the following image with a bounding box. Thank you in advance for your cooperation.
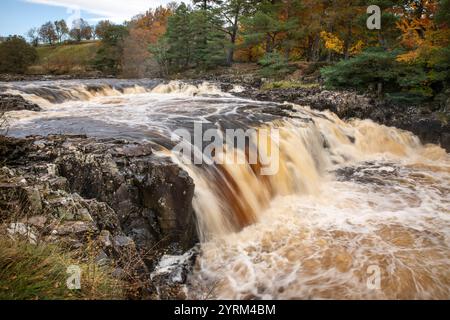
[0,236,125,300]
[28,42,99,75]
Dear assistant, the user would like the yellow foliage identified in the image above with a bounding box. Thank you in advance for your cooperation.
[320,31,344,54]
[350,40,365,55]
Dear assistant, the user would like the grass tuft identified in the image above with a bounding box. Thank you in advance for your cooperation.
[261,80,320,91]
[0,236,126,300]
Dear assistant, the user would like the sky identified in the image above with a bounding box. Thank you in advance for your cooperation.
[0,0,176,37]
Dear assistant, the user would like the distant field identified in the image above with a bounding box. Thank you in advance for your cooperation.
[29,41,100,75]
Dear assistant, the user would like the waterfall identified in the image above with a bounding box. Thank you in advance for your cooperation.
[3,79,449,299]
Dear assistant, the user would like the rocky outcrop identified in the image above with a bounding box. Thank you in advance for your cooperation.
[233,86,450,152]
[0,135,198,299]
[0,94,41,112]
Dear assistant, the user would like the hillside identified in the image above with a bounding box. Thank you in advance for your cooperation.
[29,41,99,75]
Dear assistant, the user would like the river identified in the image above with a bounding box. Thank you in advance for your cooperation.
[1,79,449,299]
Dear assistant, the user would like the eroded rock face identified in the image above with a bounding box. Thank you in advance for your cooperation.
[0,135,198,299]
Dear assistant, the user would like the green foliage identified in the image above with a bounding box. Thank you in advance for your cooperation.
[261,80,320,91]
[258,52,294,79]
[436,0,450,25]
[150,3,227,74]
[321,48,399,90]
[30,42,98,75]
[0,36,38,74]
[190,10,227,69]
[242,0,302,55]
[93,25,128,75]
[321,46,450,105]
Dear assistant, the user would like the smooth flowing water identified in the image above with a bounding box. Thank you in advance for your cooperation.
[2,79,449,299]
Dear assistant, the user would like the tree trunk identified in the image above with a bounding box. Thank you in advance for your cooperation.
[378,30,386,48]
[265,34,273,54]
[226,14,239,66]
[307,35,320,62]
[343,21,353,60]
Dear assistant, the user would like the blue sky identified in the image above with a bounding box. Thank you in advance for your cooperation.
[0,0,176,38]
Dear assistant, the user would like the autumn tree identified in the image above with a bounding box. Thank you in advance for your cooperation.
[39,21,58,45]
[69,19,92,42]
[122,6,172,77]
[95,20,113,40]
[54,20,69,43]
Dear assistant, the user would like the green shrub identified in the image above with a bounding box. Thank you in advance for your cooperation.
[320,48,399,92]
[0,36,38,74]
[258,52,294,79]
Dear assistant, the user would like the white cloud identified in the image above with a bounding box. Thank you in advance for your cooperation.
[25,0,176,23]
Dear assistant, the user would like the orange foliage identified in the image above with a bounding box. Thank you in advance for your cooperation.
[396,0,448,62]
[234,35,265,62]
[130,6,172,44]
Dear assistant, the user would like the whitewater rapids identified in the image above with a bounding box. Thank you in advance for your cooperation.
[1,79,449,299]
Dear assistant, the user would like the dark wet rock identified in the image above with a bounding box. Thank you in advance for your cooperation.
[0,136,34,164]
[150,246,199,300]
[335,162,400,186]
[0,134,198,299]
[0,94,41,112]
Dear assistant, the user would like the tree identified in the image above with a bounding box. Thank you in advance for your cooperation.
[242,0,303,58]
[69,19,92,42]
[122,6,173,77]
[95,20,113,40]
[152,3,227,73]
[39,21,58,45]
[27,28,40,47]
[162,3,194,70]
[54,20,69,43]
[93,24,128,74]
[122,28,154,77]
[0,36,38,74]
[215,0,256,65]
[190,10,227,69]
